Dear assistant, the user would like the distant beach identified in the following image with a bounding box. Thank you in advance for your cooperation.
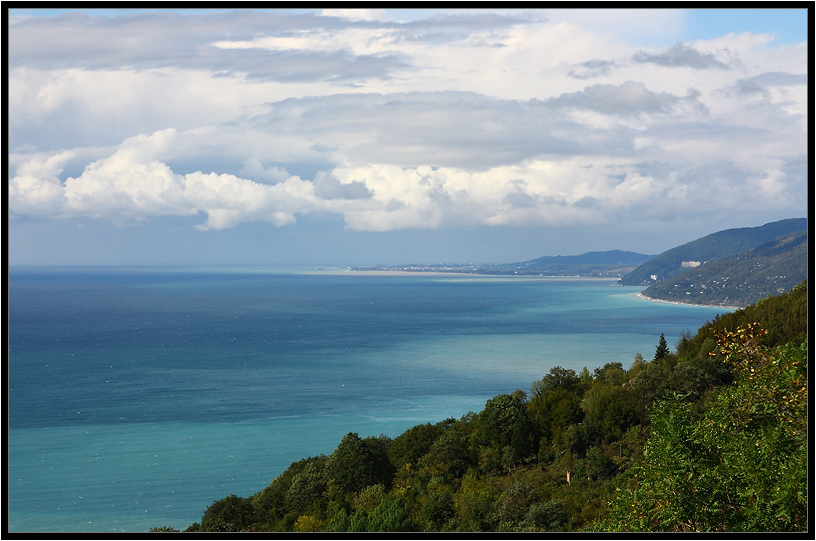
[637,291,741,310]
[350,269,624,281]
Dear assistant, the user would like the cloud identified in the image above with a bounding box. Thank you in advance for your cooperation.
[8,150,73,216]
[7,9,807,244]
[567,59,619,79]
[10,133,806,235]
[312,172,373,200]
[740,71,807,87]
[9,131,320,230]
[246,92,585,170]
[547,81,706,118]
[632,43,730,69]
[726,70,807,98]
[319,8,389,22]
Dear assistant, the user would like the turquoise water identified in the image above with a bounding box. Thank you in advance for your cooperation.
[7,267,729,532]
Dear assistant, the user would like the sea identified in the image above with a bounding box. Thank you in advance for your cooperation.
[7,266,731,533]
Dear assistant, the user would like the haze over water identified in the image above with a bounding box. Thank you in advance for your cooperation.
[8,267,729,532]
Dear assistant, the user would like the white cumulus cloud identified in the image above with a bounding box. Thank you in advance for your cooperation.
[7,8,808,241]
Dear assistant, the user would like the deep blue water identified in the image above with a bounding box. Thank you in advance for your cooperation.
[7,267,730,532]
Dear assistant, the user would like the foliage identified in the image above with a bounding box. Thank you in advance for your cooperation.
[530,367,582,396]
[494,481,540,531]
[641,231,807,307]
[653,333,669,361]
[324,432,394,494]
[165,281,806,533]
[195,494,257,532]
[596,325,807,531]
[685,278,807,351]
[388,421,447,470]
[620,218,806,286]
[148,526,179,532]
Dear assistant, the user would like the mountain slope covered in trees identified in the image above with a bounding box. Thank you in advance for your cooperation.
[500,250,653,276]
[619,218,806,286]
[153,280,807,533]
[640,230,807,307]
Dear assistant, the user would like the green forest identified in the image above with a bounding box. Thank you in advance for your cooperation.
[153,280,807,533]
[619,218,806,286]
[641,231,807,307]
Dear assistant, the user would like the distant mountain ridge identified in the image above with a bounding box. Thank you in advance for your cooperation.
[515,250,652,267]
[354,249,653,277]
[619,218,807,286]
[493,249,653,276]
[354,219,806,294]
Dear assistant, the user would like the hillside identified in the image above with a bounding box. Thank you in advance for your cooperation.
[640,231,807,307]
[354,250,653,277]
[160,281,807,533]
[502,250,653,276]
[619,218,807,286]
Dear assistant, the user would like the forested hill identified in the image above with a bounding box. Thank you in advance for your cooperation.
[503,250,652,276]
[619,218,807,286]
[156,280,808,533]
[640,230,807,307]
[354,250,653,277]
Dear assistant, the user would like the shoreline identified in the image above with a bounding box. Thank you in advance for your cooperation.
[636,292,741,310]
[349,269,624,280]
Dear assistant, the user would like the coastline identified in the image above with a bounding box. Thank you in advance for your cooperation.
[349,269,624,281]
[636,291,742,310]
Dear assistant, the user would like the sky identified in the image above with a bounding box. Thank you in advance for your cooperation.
[6,7,810,266]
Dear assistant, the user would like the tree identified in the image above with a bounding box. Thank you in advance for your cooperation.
[519,500,569,532]
[322,508,351,532]
[199,494,257,532]
[507,412,536,466]
[324,433,394,495]
[586,445,617,481]
[422,421,475,480]
[530,367,580,397]
[452,472,499,531]
[495,481,539,531]
[251,456,323,527]
[653,333,670,362]
[285,458,327,513]
[592,362,626,385]
[597,325,807,532]
[148,526,179,532]
[527,388,582,446]
[580,383,639,446]
[366,495,412,532]
[471,390,529,451]
[324,432,394,493]
[293,514,322,532]
[417,476,455,531]
[388,422,445,470]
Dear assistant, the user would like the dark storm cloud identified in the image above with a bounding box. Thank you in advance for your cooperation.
[632,43,730,69]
